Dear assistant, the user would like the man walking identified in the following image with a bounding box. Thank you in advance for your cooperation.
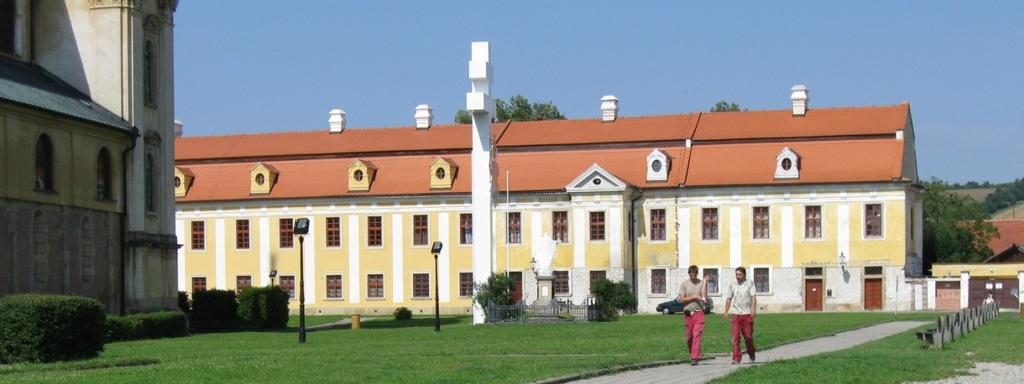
[723,266,756,364]
[677,265,706,366]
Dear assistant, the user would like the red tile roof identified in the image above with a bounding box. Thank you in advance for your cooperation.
[692,104,909,141]
[987,220,1024,254]
[495,114,696,147]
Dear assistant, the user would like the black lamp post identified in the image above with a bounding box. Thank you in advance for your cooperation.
[269,269,277,287]
[294,218,310,344]
[431,241,443,332]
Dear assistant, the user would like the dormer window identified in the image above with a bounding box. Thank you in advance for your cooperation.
[250,162,279,195]
[775,147,800,180]
[353,170,364,182]
[348,160,377,192]
[430,157,458,190]
[174,167,194,198]
[255,173,265,186]
[174,176,181,188]
[646,149,670,182]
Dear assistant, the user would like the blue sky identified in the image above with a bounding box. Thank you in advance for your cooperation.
[173,1,1023,183]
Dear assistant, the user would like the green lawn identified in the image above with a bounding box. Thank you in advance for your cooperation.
[1,312,938,384]
[713,312,1024,384]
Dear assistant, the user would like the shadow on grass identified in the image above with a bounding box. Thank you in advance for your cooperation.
[360,317,465,329]
[0,358,159,376]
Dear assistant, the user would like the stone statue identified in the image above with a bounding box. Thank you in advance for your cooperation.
[533,234,557,278]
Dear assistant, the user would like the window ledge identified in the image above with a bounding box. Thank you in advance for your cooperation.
[365,297,386,301]
[411,297,433,301]
[323,298,345,302]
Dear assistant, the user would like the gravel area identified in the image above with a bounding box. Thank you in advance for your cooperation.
[913,363,1024,384]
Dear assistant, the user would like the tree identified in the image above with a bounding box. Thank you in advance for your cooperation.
[710,100,744,112]
[473,273,515,309]
[454,95,565,124]
[923,178,998,265]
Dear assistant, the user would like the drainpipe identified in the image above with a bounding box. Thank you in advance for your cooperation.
[629,189,643,304]
[120,126,140,315]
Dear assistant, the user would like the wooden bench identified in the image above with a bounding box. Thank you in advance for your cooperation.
[917,302,999,349]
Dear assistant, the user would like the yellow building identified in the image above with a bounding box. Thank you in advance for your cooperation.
[175,85,923,314]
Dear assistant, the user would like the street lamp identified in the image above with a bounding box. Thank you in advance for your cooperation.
[269,269,277,287]
[431,241,443,332]
[294,218,310,344]
[839,252,848,273]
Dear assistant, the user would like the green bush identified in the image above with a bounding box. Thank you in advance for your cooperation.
[236,286,290,328]
[0,294,106,363]
[592,279,637,321]
[177,291,191,314]
[473,273,515,309]
[393,307,413,320]
[106,311,189,342]
[190,290,238,322]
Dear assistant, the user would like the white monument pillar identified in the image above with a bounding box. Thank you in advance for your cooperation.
[960,271,970,309]
[467,42,496,325]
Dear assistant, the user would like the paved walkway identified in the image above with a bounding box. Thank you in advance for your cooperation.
[573,320,929,384]
[306,316,377,332]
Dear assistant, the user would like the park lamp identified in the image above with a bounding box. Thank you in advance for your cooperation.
[269,269,277,287]
[295,217,310,344]
[430,241,443,332]
[294,218,310,235]
[839,252,848,272]
[529,257,537,275]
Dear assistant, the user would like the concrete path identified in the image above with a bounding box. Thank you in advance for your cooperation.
[572,320,929,384]
[306,317,376,332]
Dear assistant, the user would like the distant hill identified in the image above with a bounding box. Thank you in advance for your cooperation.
[950,187,997,203]
[993,201,1024,220]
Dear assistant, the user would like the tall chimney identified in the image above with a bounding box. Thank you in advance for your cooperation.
[791,85,809,116]
[415,104,433,129]
[174,119,183,137]
[601,95,619,122]
[329,109,346,133]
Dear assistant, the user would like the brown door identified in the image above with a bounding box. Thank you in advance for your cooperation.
[969,278,1020,308]
[936,281,960,311]
[509,272,523,303]
[804,279,823,311]
[864,278,883,310]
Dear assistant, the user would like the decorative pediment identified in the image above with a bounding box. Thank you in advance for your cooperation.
[250,162,279,195]
[430,157,458,190]
[646,149,670,182]
[348,160,378,192]
[774,147,800,180]
[174,167,194,198]
[565,164,629,193]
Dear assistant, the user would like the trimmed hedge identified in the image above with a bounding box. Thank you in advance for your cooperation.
[592,279,637,321]
[178,291,191,314]
[237,286,290,329]
[190,289,238,322]
[0,294,106,363]
[106,311,189,342]
[393,307,412,320]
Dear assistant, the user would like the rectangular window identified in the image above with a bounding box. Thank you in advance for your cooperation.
[805,206,822,239]
[191,221,205,250]
[236,275,251,294]
[459,272,474,298]
[805,267,823,277]
[413,273,430,299]
[325,217,341,247]
[279,276,295,299]
[753,206,770,239]
[236,219,250,249]
[753,268,770,293]
[702,268,720,294]
[368,216,382,247]
[413,214,429,246]
[460,214,473,244]
[191,277,207,292]
[865,266,883,276]
[553,271,570,295]
[0,0,14,54]
[651,269,666,294]
[589,211,605,241]
[702,208,718,240]
[326,274,343,299]
[589,270,607,293]
[865,204,883,237]
[650,209,666,241]
[553,211,569,243]
[367,274,384,299]
[279,218,293,248]
[507,212,522,244]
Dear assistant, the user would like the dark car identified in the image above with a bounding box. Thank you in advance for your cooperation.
[656,299,684,314]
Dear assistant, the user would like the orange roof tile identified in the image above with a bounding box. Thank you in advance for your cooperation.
[495,114,697,147]
[685,139,905,187]
[496,147,689,192]
[693,104,909,141]
[987,220,1024,254]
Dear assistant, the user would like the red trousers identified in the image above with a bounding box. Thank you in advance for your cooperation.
[684,311,705,360]
[731,314,756,362]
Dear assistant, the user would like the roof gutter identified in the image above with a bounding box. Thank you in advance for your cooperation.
[119,126,140,315]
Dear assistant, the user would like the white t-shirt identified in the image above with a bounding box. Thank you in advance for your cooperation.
[727,279,756,315]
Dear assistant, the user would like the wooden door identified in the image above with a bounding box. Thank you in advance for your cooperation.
[804,279,823,311]
[970,278,1020,308]
[864,278,883,310]
[935,281,960,311]
[509,272,523,303]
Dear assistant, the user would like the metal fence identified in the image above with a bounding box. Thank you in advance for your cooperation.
[485,298,600,323]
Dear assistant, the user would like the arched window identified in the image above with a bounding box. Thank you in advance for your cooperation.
[145,153,156,212]
[32,210,48,289]
[144,40,155,106]
[81,217,95,284]
[35,134,54,191]
[96,148,112,199]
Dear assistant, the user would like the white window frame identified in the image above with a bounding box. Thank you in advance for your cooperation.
[411,214,430,248]
[750,265,773,296]
[699,206,722,243]
[234,274,253,294]
[587,210,608,244]
[324,272,344,301]
[648,267,669,297]
[411,272,432,300]
[862,202,886,240]
[700,265,723,296]
[234,219,252,251]
[802,204,825,242]
[751,205,772,241]
[324,216,343,249]
[366,272,386,300]
[505,211,524,246]
[552,269,572,297]
[366,216,385,249]
[457,271,474,299]
[278,274,297,301]
[190,275,208,293]
[648,208,669,244]
[551,209,571,245]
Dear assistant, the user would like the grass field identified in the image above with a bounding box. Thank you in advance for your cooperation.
[713,312,1024,384]
[1,312,939,384]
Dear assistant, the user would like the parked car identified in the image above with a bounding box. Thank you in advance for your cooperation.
[656,299,684,315]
